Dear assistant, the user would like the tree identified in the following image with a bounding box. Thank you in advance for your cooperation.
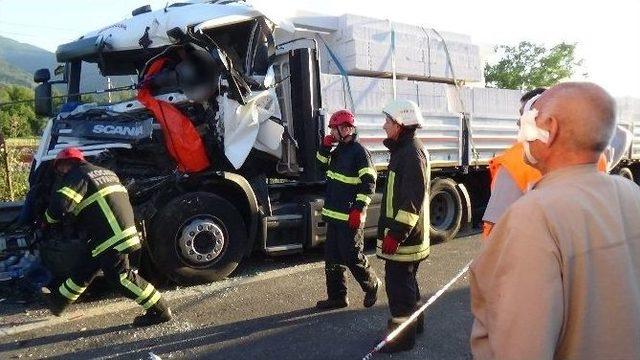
[0,84,54,138]
[0,85,38,138]
[484,41,584,90]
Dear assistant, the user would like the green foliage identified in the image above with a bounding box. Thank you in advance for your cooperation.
[0,140,37,201]
[0,85,42,137]
[484,41,584,90]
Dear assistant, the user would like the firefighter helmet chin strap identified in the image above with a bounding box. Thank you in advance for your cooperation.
[337,126,356,142]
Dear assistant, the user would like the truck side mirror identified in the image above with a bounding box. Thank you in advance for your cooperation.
[34,82,53,117]
[54,64,65,77]
[34,68,51,83]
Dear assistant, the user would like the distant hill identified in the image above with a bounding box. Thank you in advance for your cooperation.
[0,35,131,93]
[0,58,35,88]
[0,36,57,78]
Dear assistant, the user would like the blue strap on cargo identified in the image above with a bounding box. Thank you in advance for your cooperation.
[389,20,397,100]
[421,27,479,165]
[318,36,356,113]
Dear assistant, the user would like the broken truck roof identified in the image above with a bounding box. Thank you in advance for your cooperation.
[56,1,294,63]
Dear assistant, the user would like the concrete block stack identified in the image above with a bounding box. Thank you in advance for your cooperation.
[319,14,483,83]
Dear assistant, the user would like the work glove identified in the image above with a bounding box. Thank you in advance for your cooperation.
[382,233,400,255]
[348,208,362,230]
[322,135,336,148]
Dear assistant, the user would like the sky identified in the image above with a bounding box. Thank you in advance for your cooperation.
[0,0,638,97]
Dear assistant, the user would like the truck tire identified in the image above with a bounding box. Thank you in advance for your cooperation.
[429,178,463,243]
[148,192,247,285]
[617,167,634,182]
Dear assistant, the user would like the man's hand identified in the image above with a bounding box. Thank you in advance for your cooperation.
[382,233,400,254]
[322,135,336,148]
[348,209,362,229]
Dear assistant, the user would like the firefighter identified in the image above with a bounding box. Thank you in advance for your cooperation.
[315,109,381,310]
[40,147,172,326]
[377,99,430,352]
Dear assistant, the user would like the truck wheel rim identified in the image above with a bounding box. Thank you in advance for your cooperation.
[177,217,226,266]
[430,191,455,231]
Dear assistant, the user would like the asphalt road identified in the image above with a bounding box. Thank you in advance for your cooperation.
[0,233,482,360]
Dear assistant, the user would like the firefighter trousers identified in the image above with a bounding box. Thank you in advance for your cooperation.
[385,260,421,317]
[324,221,378,299]
[53,248,168,313]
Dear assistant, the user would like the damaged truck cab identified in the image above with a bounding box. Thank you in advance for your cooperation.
[27,2,347,284]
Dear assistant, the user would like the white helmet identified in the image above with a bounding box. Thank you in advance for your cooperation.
[382,99,424,128]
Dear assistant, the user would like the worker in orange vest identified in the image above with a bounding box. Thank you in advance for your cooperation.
[482,88,608,238]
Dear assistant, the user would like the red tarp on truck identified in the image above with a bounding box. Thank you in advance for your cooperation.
[137,57,211,173]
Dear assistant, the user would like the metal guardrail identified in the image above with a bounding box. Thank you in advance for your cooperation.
[0,201,24,225]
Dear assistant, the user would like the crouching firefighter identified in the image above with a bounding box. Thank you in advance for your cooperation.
[377,100,430,352]
[41,147,173,326]
[316,109,381,310]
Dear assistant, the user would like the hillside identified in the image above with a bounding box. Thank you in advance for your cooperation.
[0,36,57,79]
[0,58,34,88]
[0,35,132,93]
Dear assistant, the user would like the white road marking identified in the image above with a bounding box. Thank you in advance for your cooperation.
[363,260,473,359]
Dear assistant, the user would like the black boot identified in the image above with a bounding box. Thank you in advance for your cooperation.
[316,297,349,310]
[133,303,173,327]
[379,317,417,353]
[363,278,381,308]
[40,287,69,316]
[416,312,424,334]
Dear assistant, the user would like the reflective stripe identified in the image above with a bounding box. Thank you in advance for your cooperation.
[45,210,59,224]
[136,285,155,304]
[58,187,83,204]
[97,197,120,234]
[92,226,139,257]
[358,167,377,179]
[356,194,372,205]
[142,291,161,309]
[65,279,86,293]
[316,152,329,164]
[321,208,349,221]
[73,185,128,215]
[326,170,361,185]
[391,317,411,324]
[376,239,430,262]
[119,273,155,304]
[395,210,420,227]
[376,239,429,254]
[386,171,396,218]
[114,236,141,252]
[59,284,80,301]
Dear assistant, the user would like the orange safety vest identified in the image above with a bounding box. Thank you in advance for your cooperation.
[483,143,608,238]
[488,143,608,192]
[488,143,541,192]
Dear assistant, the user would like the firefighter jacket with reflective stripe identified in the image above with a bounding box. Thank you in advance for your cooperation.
[45,162,140,257]
[377,131,430,262]
[317,138,377,223]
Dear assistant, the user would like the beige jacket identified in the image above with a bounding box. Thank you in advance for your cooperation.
[470,164,640,360]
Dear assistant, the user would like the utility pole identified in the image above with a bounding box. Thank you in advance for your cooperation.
[0,132,14,200]
[107,77,113,103]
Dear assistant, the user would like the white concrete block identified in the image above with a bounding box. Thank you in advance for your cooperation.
[471,87,522,117]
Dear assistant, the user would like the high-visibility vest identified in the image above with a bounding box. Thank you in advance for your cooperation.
[597,153,607,172]
[488,143,541,192]
[488,143,608,192]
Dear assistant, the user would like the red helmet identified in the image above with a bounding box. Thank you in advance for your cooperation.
[329,109,355,128]
[54,147,85,165]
